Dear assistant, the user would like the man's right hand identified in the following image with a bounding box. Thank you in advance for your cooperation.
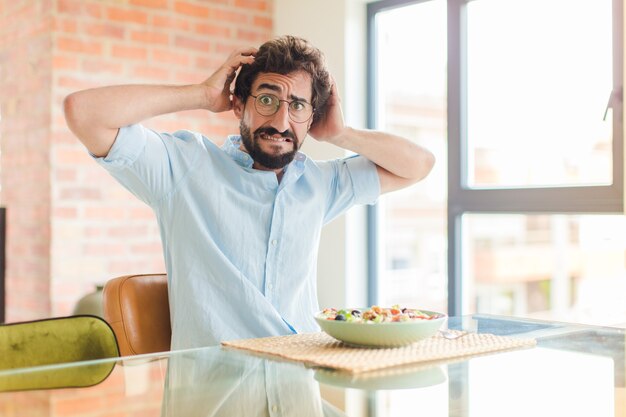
[201,47,257,113]
[64,47,257,157]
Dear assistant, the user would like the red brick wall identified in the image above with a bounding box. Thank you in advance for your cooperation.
[1,0,273,320]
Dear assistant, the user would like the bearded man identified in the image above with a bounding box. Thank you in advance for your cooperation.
[64,36,434,349]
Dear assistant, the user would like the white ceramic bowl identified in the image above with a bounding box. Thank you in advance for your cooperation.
[315,308,446,347]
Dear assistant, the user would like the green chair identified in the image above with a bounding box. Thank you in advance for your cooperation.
[0,315,120,392]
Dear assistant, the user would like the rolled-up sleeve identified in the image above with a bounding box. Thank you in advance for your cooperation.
[91,124,201,207]
[321,155,380,224]
[94,124,148,170]
[344,155,380,205]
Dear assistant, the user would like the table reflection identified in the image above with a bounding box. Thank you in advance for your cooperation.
[162,348,347,417]
[314,364,446,391]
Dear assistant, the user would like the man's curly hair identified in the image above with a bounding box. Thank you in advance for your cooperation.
[234,35,331,126]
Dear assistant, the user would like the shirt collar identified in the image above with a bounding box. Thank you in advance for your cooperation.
[222,135,308,175]
[223,135,254,168]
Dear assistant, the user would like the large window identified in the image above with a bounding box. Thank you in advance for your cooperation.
[368,0,625,325]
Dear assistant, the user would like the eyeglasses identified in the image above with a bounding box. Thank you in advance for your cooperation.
[249,93,314,123]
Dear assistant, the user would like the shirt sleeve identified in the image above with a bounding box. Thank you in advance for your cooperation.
[92,123,202,207]
[322,154,380,224]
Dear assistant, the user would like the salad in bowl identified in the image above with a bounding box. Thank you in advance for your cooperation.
[315,305,446,347]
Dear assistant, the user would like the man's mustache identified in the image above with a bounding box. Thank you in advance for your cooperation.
[253,127,296,141]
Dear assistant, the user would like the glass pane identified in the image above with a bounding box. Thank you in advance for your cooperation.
[463,213,626,326]
[375,0,447,314]
[466,0,613,188]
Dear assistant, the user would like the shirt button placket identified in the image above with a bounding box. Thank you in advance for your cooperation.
[266,239,277,295]
[266,192,282,300]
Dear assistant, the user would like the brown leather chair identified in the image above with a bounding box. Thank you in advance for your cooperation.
[103,273,171,356]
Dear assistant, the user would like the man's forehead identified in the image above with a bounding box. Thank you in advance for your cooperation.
[251,71,312,99]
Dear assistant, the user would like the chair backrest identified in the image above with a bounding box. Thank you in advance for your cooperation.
[103,273,171,356]
[0,315,119,370]
[0,315,119,391]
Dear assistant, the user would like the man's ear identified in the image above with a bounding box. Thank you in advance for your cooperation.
[232,96,244,119]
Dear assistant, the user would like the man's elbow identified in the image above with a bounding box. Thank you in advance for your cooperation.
[64,92,97,148]
[413,148,435,182]
[63,92,82,136]
[63,92,116,157]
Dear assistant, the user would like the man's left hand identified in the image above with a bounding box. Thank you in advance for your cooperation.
[308,80,345,142]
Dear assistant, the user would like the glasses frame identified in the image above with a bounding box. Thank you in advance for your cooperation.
[249,93,315,123]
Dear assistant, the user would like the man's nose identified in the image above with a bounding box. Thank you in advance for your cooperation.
[270,102,291,132]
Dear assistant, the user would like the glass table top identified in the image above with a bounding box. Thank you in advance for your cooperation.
[0,314,624,417]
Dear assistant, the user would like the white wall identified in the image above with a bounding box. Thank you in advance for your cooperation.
[273,0,370,309]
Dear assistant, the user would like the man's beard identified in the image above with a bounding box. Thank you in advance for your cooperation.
[239,121,299,170]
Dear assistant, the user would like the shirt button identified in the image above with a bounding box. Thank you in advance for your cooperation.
[267,283,273,290]
[271,405,278,412]
[271,239,278,246]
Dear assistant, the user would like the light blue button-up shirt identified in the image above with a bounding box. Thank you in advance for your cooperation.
[95,124,379,349]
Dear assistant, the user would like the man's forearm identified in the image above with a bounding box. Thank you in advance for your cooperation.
[64,84,207,157]
[328,127,435,184]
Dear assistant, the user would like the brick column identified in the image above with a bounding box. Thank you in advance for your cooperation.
[1,0,272,321]
[0,0,53,321]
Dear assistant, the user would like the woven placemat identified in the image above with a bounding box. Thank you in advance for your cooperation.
[222,331,536,374]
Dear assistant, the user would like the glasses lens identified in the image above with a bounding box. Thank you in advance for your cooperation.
[288,101,313,123]
[254,94,279,116]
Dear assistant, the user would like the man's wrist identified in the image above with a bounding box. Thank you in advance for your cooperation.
[325,126,353,148]
[194,84,213,111]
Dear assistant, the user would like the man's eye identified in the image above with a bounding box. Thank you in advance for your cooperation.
[259,95,275,106]
[291,101,305,111]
